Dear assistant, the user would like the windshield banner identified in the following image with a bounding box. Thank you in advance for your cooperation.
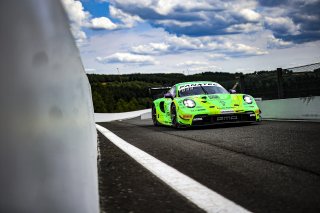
[178,83,221,91]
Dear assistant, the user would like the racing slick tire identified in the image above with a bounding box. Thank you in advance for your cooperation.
[171,104,181,128]
[152,105,159,126]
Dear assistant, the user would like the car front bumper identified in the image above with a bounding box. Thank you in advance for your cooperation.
[190,111,259,126]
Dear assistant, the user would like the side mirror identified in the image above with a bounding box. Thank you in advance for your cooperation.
[229,89,236,94]
[164,92,173,99]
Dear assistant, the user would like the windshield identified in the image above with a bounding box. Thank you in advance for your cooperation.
[178,85,229,97]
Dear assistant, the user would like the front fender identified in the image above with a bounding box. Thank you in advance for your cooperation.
[174,100,196,126]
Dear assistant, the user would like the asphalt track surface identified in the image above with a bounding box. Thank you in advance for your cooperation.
[97,119,320,213]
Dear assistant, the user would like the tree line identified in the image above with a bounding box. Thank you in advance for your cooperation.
[88,69,320,113]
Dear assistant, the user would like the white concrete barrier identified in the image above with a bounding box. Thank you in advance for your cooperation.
[0,1,99,212]
[257,96,320,121]
[141,111,152,120]
[95,109,151,122]
[98,96,320,123]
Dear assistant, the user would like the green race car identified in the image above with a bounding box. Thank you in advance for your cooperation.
[151,81,261,128]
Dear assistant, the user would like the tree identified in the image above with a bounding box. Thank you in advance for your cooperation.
[92,91,106,112]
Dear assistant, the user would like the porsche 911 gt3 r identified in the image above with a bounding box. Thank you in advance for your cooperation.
[151,81,261,128]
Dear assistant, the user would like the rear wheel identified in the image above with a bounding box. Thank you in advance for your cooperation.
[152,105,159,126]
[171,104,180,128]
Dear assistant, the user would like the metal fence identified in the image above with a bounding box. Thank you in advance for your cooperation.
[237,62,320,100]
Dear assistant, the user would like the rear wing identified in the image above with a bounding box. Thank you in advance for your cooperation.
[149,86,171,100]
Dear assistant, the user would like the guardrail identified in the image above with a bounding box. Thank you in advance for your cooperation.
[0,1,99,212]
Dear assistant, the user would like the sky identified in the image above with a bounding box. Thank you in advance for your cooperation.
[61,0,320,74]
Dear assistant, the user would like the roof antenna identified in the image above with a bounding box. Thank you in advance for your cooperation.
[117,68,123,84]
[232,82,239,90]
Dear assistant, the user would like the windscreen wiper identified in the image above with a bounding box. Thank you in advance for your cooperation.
[200,85,208,94]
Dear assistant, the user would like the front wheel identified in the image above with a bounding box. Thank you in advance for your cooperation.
[152,105,159,126]
[171,104,181,128]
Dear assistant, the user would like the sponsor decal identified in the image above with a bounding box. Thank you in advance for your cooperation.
[221,109,234,114]
[208,95,219,99]
[220,100,226,106]
[217,116,238,121]
[178,83,222,91]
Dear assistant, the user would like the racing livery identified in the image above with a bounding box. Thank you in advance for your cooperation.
[152,81,261,128]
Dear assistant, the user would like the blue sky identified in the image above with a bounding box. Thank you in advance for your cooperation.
[62,0,320,74]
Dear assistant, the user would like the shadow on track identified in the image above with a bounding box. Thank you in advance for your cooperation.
[141,121,261,132]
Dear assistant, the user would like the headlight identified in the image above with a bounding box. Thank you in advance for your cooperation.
[243,95,253,104]
[183,99,196,108]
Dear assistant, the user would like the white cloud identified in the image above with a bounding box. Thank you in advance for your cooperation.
[63,0,320,49]
[109,5,142,28]
[176,61,219,74]
[225,23,263,33]
[61,0,89,26]
[154,0,212,15]
[110,0,213,15]
[265,16,300,35]
[131,34,268,57]
[96,53,158,65]
[239,9,261,22]
[131,43,170,55]
[188,65,220,73]
[85,68,96,73]
[70,25,87,44]
[208,53,230,60]
[225,42,268,56]
[167,35,202,50]
[155,20,194,28]
[176,61,209,67]
[109,0,264,37]
[78,26,320,74]
[61,0,131,44]
[91,17,118,30]
[267,35,294,49]
[227,0,258,11]
[61,0,90,44]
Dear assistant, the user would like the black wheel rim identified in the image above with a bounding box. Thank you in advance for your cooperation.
[171,105,176,125]
[152,106,157,123]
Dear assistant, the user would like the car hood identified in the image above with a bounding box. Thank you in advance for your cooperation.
[179,94,244,110]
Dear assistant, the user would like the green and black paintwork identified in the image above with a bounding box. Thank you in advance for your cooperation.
[152,81,261,128]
